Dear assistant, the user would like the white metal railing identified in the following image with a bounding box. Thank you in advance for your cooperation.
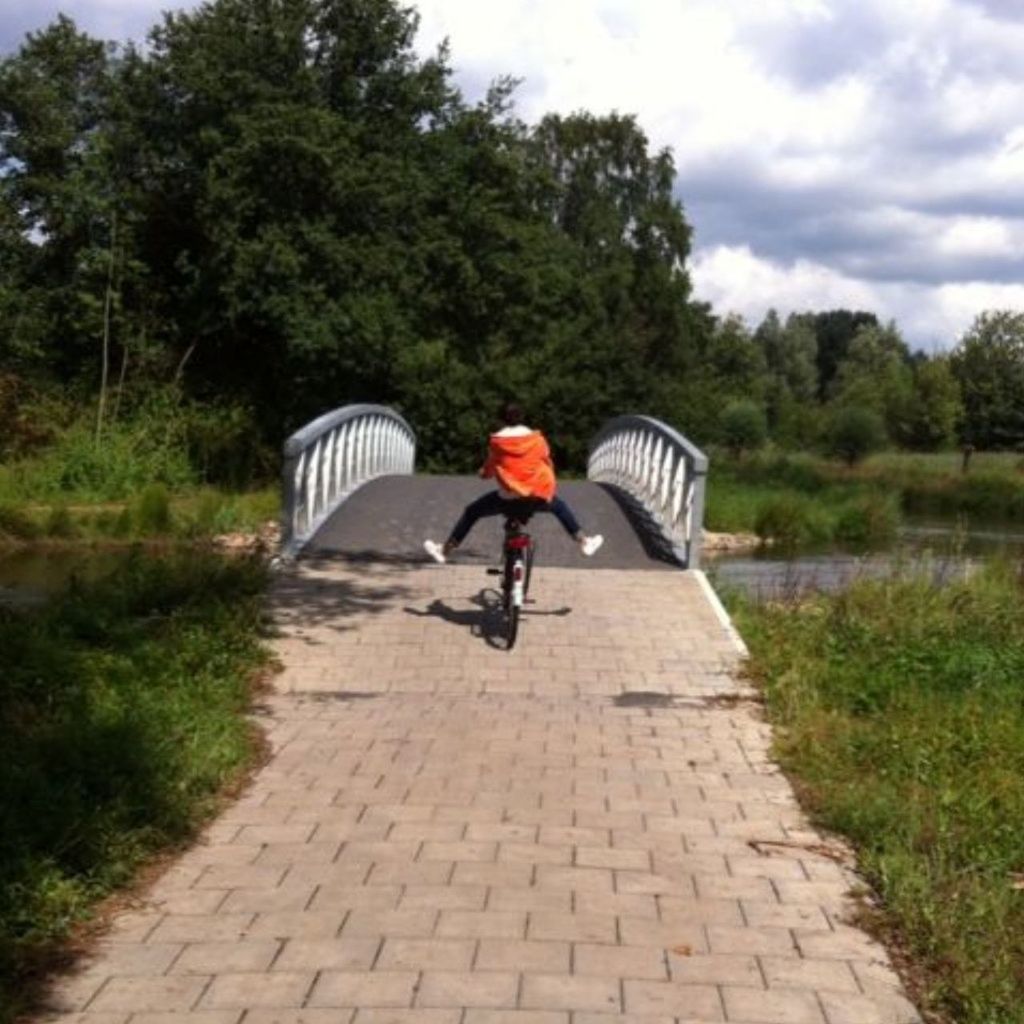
[280,404,416,559]
[587,415,709,568]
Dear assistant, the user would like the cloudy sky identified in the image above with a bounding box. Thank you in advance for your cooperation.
[3,0,1023,350]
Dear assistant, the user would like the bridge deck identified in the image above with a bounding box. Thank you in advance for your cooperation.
[38,480,921,1024]
[306,475,678,569]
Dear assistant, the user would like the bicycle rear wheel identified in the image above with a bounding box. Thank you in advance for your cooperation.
[503,550,520,650]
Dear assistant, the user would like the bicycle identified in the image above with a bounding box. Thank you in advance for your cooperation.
[486,509,536,650]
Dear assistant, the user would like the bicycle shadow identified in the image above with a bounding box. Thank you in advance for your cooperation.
[404,589,573,650]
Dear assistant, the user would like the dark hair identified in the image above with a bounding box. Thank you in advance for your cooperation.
[498,401,525,426]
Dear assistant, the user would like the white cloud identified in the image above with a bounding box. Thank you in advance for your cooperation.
[692,244,1024,349]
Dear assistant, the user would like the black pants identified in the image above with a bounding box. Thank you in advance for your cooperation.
[448,492,582,546]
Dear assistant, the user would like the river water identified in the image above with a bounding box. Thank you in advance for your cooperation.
[2,518,1022,607]
[707,517,1024,601]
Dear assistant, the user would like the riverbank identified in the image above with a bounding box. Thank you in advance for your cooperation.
[0,550,271,1022]
[730,563,1024,1024]
[705,449,1024,548]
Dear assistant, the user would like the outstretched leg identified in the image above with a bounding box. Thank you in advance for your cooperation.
[546,496,604,556]
[424,491,507,563]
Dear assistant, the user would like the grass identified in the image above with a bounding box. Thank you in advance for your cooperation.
[731,563,1024,1023]
[0,549,271,1021]
[0,486,280,547]
[705,449,1024,548]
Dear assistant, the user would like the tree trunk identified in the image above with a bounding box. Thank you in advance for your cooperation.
[95,210,118,443]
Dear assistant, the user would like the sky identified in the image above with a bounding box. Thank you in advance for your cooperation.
[3,0,1023,351]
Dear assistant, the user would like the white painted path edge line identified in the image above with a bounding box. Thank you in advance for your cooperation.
[693,568,750,659]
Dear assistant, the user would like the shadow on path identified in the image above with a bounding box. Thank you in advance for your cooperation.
[272,566,415,641]
[404,590,573,650]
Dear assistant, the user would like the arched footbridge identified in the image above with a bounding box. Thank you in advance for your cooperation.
[36,405,922,1024]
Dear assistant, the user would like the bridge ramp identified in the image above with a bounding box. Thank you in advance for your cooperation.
[305,475,677,569]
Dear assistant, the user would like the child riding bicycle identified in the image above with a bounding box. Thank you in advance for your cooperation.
[423,402,604,563]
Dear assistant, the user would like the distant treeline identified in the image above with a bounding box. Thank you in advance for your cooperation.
[1,0,1022,480]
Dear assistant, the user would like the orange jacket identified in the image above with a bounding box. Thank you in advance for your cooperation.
[481,430,557,501]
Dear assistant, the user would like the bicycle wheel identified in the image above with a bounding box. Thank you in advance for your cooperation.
[523,538,535,602]
[503,550,520,650]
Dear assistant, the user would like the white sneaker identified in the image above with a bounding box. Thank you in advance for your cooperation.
[424,539,447,564]
[581,534,604,557]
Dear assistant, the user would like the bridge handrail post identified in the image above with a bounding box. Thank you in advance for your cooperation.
[281,404,416,559]
[587,414,709,569]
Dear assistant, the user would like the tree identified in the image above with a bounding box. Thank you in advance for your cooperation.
[720,400,767,457]
[950,311,1024,449]
[903,356,963,451]
[830,322,913,443]
[799,309,879,398]
[826,405,886,465]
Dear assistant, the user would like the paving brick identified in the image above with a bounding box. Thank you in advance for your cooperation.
[498,843,572,866]
[436,910,526,940]
[761,956,859,993]
[146,915,254,945]
[721,986,825,1023]
[451,863,533,888]
[794,927,884,960]
[200,972,316,1008]
[464,1013,567,1024]
[520,974,621,1013]
[129,1013,243,1024]
[355,1012,459,1024]
[246,910,347,939]
[421,841,497,863]
[171,940,280,975]
[416,971,519,1009]
[369,862,454,886]
[220,885,317,915]
[667,952,761,987]
[621,980,723,1019]
[355,1013,459,1024]
[341,909,439,939]
[272,937,380,972]
[618,918,707,952]
[707,926,797,957]
[741,901,830,930]
[527,911,616,944]
[377,938,475,971]
[476,939,571,973]
[658,897,745,927]
[81,943,183,977]
[308,971,419,1008]
[818,989,921,1024]
[308,885,403,912]
[245,1013,352,1024]
[399,885,487,910]
[534,866,613,893]
[90,976,212,1012]
[574,943,668,980]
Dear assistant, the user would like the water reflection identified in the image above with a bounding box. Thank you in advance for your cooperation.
[707,517,1024,601]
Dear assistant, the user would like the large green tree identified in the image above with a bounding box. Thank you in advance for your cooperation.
[951,311,1024,449]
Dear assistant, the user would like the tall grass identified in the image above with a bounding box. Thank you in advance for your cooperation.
[733,564,1024,1023]
[706,449,1024,548]
[0,550,270,1020]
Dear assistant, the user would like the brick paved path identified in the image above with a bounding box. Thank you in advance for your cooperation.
[39,560,921,1024]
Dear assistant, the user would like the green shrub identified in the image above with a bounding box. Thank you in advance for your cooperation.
[0,505,39,541]
[834,495,901,547]
[0,551,268,1015]
[734,565,1024,1023]
[754,494,831,548]
[719,400,767,457]
[43,505,76,539]
[827,405,887,465]
[132,484,172,535]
